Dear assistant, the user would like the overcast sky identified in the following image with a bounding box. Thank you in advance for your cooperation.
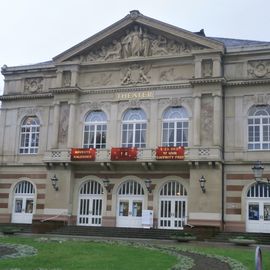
[1,0,270,94]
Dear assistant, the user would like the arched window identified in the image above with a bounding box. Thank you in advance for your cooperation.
[83,111,107,149]
[248,105,270,150]
[121,108,147,148]
[19,116,40,154]
[162,107,188,147]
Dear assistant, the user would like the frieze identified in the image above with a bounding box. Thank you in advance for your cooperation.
[247,61,270,79]
[88,73,113,87]
[24,78,43,93]
[121,64,151,85]
[74,25,205,63]
[119,99,150,110]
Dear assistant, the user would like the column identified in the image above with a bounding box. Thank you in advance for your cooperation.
[194,59,202,78]
[71,70,78,86]
[149,100,158,148]
[56,71,63,87]
[213,58,222,77]
[193,94,201,146]
[51,103,60,149]
[67,103,76,148]
[213,93,222,146]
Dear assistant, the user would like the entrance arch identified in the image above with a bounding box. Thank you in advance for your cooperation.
[246,182,270,232]
[12,180,35,224]
[77,180,104,226]
[117,180,145,228]
[159,180,187,229]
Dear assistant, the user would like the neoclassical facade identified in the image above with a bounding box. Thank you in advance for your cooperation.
[1,11,270,232]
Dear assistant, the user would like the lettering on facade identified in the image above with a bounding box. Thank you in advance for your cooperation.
[71,148,96,161]
[115,91,154,101]
[156,146,185,160]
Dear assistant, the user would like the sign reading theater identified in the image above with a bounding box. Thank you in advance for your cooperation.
[156,147,185,160]
[71,148,96,161]
[115,91,154,100]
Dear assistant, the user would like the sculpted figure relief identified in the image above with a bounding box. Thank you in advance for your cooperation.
[78,25,205,63]
[24,78,43,93]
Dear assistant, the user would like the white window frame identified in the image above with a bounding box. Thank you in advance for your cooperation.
[83,111,107,149]
[19,116,40,154]
[161,107,188,147]
[121,109,147,148]
[248,105,270,150]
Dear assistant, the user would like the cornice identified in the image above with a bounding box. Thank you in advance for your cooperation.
[80,82,192,95]
[0,92,53,101]
[190,77,226,85]
[226,78,270,86]
[49,86,82,94]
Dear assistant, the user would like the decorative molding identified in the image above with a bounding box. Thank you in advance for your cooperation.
[0,93,53,101]
[49,86,81,94]
[24,78,43,93]
[243,94,270,106]
[190,77,225,85]
[226,78,270,86]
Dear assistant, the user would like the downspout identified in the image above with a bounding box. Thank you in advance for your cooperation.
[221,82,225,231]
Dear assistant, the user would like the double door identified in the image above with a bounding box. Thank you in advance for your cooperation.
[117,197,143,228]
[78,197,102,226]
[247,200,270,232]
[12,196,34,224]
[159,198,187,229]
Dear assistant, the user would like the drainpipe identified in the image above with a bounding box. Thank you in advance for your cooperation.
[221,85,225,232]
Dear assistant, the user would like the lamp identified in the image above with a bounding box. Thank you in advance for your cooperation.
[199,175,206,193]
[252,161,270,185]
[103,178,112,192]
[145,179,152,193]
[51,174,59,191]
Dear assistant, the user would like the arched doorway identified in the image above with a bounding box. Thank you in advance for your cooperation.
[246,182,270,232]
[159,181,187,229]
[117,180,145,228]
[12,180,35,224]
[77,180,104,226]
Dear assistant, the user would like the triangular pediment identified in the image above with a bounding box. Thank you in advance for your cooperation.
[53,10,224,64]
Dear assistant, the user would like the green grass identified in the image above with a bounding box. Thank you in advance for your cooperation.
[0,236,270,270]
[177,243,270,270]
[0,236,177,270]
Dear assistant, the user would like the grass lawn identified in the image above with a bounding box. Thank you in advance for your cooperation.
[0,236,177,270]
[0,236,269,270]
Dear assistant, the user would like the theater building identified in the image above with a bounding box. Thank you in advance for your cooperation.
[1,10,270,233]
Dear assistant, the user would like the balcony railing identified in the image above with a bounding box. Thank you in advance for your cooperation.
[43,147,222,164]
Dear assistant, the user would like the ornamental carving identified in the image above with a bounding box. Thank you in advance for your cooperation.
[202,60,213,77]
[24,78,43,93]
[88,73,112,87]
[17,107,41,119]
[159,68,183,82]
[75,25,205,63]
[247,61,270,78]
[121,64,151,85]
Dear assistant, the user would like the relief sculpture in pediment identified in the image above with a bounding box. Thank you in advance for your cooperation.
[77,25,205,63]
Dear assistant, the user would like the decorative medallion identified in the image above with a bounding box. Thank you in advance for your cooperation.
[121,64,151,85]
[24,78,43,93]
[248,61,270,78]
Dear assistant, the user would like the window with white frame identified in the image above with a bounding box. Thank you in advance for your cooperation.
[248,105,270,150]
[162,107,189,147]
[19,116,40,154]
[83,111,107,149]
[121,108,147,148]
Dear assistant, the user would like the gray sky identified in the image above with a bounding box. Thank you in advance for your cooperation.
[1,0,270,94]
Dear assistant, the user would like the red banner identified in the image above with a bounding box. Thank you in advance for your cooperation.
[111,147,138,161]
[71,148,96,161]
[156,146,185,160]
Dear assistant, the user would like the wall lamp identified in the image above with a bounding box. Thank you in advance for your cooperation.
[252,161,270,185]
[51,174,59,191]
[145,179,152,193]
[199,175,206,193]
[103,178,112,193]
